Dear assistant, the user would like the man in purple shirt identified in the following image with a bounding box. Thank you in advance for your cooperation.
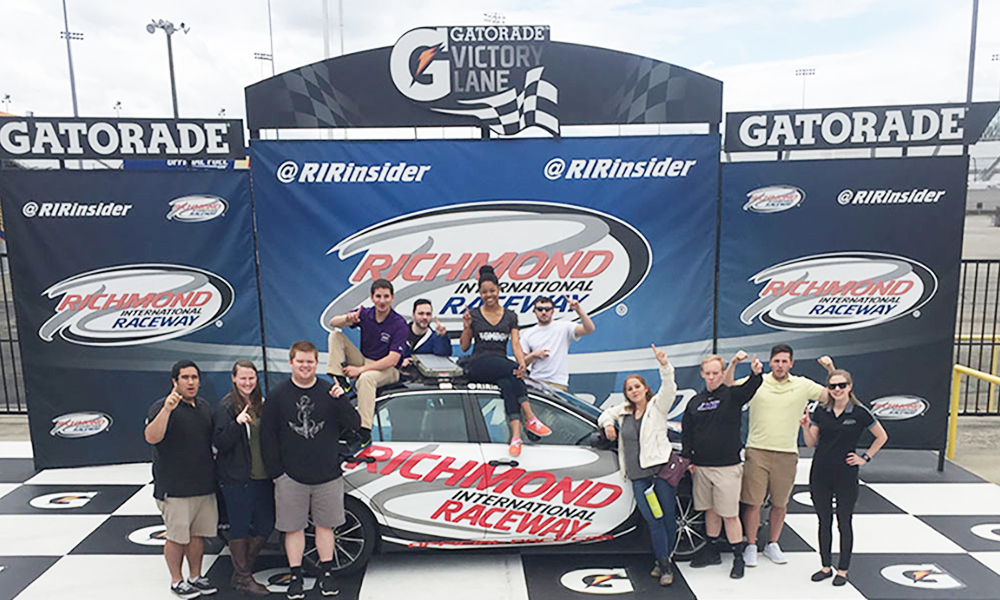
[327,278,408,446]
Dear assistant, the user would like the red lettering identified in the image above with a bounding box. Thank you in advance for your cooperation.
[425,253,471,281]
[351,444,393,473]
[890,280,913,295]
[399,452,441,480]
[824,281,857,296]
[565,519,591,539]
[508,251,547,281]
[538,251,582,279]
[787,281,807,296]
[478,507,505,528]
[380,450,413,475]
[351,254,393,282]
[851,280,875,296]
[802,280,828,296]
[511,472,557,498]
[190,291,212,307]
[574,482,622,508]
[125,293,157,309]
[539,518,569,538]
[384,254,410,281]
[493,510,525,532]
[170,292,192,307]
[401,254,436,282]
[869,280,894,295]
[454,504,484,526]
[430,500,463,521]
[761,281,784,296]
[57,294,84,311]
[516,513,556,534]
[422,456,479,485]
[570,251,612,278]
[101,293,130,310]
[540,478,592,504]
[459,464,526,493]
[152,292,173,308]
[85,294,107,310]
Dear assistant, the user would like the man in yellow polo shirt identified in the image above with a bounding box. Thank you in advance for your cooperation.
[728,344,834,567]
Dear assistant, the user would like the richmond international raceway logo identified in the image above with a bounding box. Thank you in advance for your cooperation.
[740,252,938,331]
[166,195,228,222]
[320,202,651,332]
[389,25,558,136]
[743,185,805,213]
[869,396,929,420]
[39,264,234,347]
[50,412,113,438]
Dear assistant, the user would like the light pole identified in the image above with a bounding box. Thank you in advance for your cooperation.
[146,19,189,118]
[218,108,226,118]
[2,95,10,114]
[60,0,83,117]
[113,101,121,118]
[795,68,815,109]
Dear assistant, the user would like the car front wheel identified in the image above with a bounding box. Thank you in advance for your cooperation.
[673,486,707,561]
[302,496,378,576]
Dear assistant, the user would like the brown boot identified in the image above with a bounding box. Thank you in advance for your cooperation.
[229,538,269,596]
[247,535,268,569]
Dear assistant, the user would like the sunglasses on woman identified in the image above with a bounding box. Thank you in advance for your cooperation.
[827,382,850,389]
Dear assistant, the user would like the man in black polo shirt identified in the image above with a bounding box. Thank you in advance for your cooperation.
[144,360,219,599]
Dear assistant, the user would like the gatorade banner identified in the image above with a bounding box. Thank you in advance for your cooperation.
[719,156,968,449]
[250,136,720,405]
[0,170,261,468]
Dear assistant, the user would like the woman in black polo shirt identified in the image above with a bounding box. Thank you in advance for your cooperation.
[213,360,273,596]
[800,369,888,587]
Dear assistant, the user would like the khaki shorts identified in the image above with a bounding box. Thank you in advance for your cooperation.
[274,473,345,532]
[741,447,798,507]
[156,494,219,545]
[693,464,743,518]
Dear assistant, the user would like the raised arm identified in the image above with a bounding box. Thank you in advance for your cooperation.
[723,350,748,387]
[799,412,819,448]
[650,344,677,417]
[329,308,361,329]
[460,308,473,352]
[566,296,595,338]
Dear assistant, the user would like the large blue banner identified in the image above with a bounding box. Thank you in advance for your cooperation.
[0,171,261,468]
[719,156,968,449]
[251,136,720,404]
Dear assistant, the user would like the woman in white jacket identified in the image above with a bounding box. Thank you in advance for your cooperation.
[598,344,678,586]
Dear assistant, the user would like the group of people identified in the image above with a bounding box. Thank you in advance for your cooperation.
[597,343,888,587]
[144,266,888,597]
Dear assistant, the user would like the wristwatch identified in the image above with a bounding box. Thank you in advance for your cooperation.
[861,452,871,463]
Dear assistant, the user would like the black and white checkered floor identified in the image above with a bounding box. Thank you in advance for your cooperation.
[2,440,1000,600]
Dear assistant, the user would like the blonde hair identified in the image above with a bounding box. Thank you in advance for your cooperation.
[824,369,861,408]
[701,354,725,370]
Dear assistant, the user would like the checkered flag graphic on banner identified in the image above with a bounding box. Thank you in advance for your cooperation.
[432,67,559,136]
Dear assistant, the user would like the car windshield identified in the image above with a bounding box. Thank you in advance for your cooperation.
[524,380,602,420]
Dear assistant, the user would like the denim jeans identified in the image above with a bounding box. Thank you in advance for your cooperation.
[220,478,275,539]
[631,476,678,559]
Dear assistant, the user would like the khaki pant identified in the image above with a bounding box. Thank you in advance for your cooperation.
[326,330,399,429]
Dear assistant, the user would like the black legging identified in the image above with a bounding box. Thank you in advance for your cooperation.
[809,465,860,571]
[464,354,527,421]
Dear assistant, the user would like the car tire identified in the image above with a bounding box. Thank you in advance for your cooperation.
[672,477,707,561]
[302,496,378,576]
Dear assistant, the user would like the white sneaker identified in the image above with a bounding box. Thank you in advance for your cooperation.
[762,541,788,564]
[743,543,758,567]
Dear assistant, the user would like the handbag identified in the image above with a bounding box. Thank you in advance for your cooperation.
[656,452,690,487]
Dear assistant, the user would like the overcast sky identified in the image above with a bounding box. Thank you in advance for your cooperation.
[1,0,999,122]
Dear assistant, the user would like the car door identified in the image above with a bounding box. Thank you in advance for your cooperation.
[471,391,635,545]
[343,389,488,547]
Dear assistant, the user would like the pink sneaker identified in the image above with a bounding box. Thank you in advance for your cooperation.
[509,437,522,456]
[525,418,552,437]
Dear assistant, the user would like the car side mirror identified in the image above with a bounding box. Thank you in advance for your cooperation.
[588,430,615,450]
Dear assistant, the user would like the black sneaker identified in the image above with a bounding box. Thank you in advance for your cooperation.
[730,556,745,579]
[690,543,721,568]
[319,571,340,597]
[286,575,305,600]
[170,581,201,599]
[359,428,372,449]
[187,577,217,595]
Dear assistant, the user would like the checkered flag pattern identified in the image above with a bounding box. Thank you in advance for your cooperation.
[273,64,363,128]
[433,67,559,136]
[606,58,690,124]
